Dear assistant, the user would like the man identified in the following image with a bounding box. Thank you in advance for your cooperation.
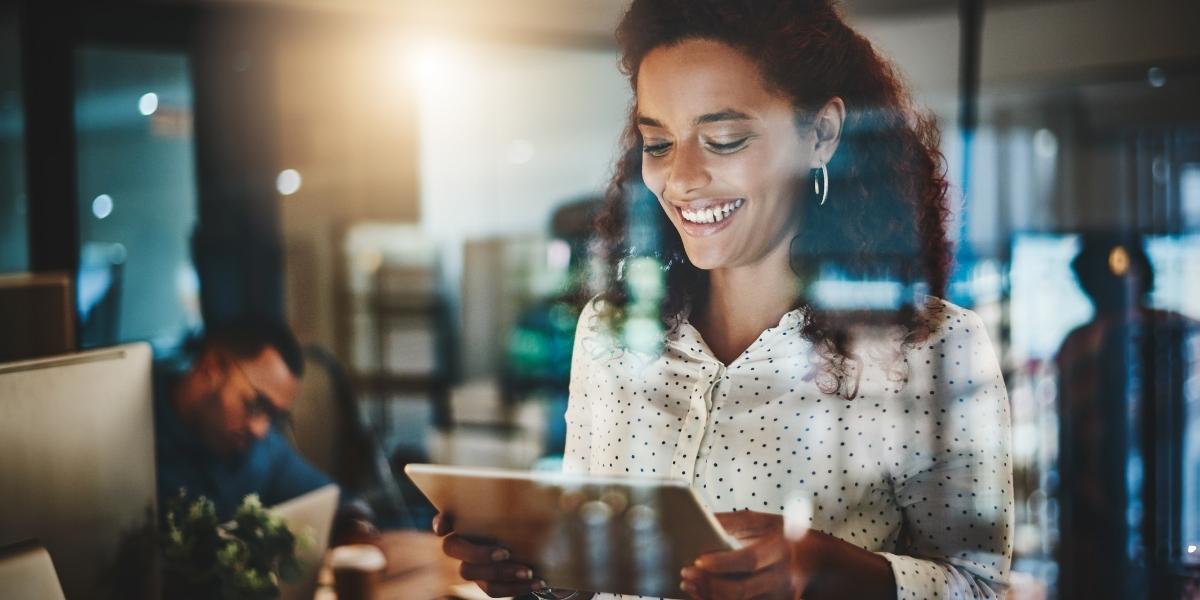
[1056,236,1200,598]
[154,318,332,518]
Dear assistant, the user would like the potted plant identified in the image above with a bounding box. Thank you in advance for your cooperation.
[160,492,308,600]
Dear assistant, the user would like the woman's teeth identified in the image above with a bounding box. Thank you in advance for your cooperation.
[681,198,744,224]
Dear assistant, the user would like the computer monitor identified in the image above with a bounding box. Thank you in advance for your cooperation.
[0,343,157,599]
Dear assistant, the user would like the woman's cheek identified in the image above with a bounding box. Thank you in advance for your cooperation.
[642,163,666,198]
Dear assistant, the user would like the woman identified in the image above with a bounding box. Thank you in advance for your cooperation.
[436,1,1013,598]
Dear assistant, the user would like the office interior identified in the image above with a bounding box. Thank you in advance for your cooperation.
[0,0,1198,598]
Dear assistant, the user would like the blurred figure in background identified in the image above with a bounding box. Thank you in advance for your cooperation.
[154,318,377,543]
[154,318,327,516]
[1056,235,1200,599]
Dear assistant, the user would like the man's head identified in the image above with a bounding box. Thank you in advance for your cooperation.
[175,319,305,458]
[1071,235,1154,313]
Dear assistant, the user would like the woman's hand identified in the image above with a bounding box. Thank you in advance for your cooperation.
[680,511,895,600]
[432,512,547,598]
[679,511,808,600]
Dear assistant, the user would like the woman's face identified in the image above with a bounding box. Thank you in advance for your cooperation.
[636,38,816,271]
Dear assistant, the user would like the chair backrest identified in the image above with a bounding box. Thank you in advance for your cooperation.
[290,352,343,476]
[0,273,74,362]
[0,541,67,600]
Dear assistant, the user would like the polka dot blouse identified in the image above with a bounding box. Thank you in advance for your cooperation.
[563,298,1014,599]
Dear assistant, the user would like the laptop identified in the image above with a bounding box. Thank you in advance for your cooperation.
[271,484,340,600]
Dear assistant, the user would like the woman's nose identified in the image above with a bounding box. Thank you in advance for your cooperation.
[666,143,711,198]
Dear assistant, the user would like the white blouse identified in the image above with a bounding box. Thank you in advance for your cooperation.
[563,298,1013,600]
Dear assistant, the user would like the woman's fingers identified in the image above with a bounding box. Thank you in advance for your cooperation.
[713,511,780,539]
[706,564,790,600]
[679,566,708,599]
[474,579,548,598]
[431,512,454,536]
[433,516,543,598]
[695,534,789,575]
[441,533,510,563]
[459,561,536,582]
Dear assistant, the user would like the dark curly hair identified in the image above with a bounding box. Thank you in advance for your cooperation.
[593,0,953,397]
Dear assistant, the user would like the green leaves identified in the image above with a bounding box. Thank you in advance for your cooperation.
[160,490,310,600]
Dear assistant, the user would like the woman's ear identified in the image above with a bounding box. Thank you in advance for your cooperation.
[812,97,845,167]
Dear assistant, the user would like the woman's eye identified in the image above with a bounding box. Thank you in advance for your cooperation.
[706,137,750,154]
[642,142,672,157]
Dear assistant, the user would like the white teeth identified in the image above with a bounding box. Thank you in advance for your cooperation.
[681,199,744,224]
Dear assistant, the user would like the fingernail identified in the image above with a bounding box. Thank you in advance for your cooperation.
[516,567,532,580]
[680,567,698,580]
[680,581,695,593]
[491,548,510,562]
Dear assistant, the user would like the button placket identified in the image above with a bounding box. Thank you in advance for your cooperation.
[670,363,723,481]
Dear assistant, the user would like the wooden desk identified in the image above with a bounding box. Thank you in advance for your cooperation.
[317,531,474,600]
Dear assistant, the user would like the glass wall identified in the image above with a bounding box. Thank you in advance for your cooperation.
[74,46,200,352]
[0,4,27,273]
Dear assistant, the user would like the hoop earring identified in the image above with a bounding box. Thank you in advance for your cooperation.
[812,164,829,206]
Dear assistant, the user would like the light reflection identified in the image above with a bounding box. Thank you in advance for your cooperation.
[1147,66,1167,88]
[276,169,302,195]
[137,92,158,116]
[1033,128,1057,160]
[1108,245,1130,276]
[91,194,113,219]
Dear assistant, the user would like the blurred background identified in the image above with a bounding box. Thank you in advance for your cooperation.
[0,0,1198,597]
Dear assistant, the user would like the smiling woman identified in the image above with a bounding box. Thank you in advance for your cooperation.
[434,1,1012,599]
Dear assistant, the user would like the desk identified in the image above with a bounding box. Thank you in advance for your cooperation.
[316,531,473,600]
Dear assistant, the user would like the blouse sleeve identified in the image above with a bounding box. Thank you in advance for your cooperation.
[879,307,1015,599]
[561,299,598,475]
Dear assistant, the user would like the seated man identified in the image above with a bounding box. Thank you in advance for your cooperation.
[154,318,375,544]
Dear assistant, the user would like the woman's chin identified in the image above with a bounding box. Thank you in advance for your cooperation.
[680,247,726,271]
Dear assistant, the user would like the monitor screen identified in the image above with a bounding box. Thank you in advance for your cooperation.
[0,343,157,598]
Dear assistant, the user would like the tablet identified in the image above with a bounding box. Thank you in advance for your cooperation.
[404,464,739,598]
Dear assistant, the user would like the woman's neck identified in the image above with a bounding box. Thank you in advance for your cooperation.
[695,243,800,365]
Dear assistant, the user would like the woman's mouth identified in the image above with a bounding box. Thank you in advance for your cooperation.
[680,198,744,224]
[676,198,745,236]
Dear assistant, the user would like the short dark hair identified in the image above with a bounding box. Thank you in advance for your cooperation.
[1070,235,1154,311]
[195,317,305,378]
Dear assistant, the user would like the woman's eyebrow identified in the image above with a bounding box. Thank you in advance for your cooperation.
[636,114,664,128]
[636,110,754,129]
[694,109,753,125]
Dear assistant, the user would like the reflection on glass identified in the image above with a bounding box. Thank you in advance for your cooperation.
[0,5,27,273]
[74,46,200,352]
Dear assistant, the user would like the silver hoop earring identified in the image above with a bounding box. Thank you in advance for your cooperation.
[812,164,829,206]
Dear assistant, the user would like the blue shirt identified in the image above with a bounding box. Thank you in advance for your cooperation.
[153,368,331,519]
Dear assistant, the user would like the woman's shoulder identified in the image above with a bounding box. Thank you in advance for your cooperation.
[570,295,623,361]
[909,297,1005,396]
[575,294,608,334]
[907,295,992,348]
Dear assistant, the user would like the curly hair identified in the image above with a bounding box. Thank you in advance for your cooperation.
[594,0,953,397]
